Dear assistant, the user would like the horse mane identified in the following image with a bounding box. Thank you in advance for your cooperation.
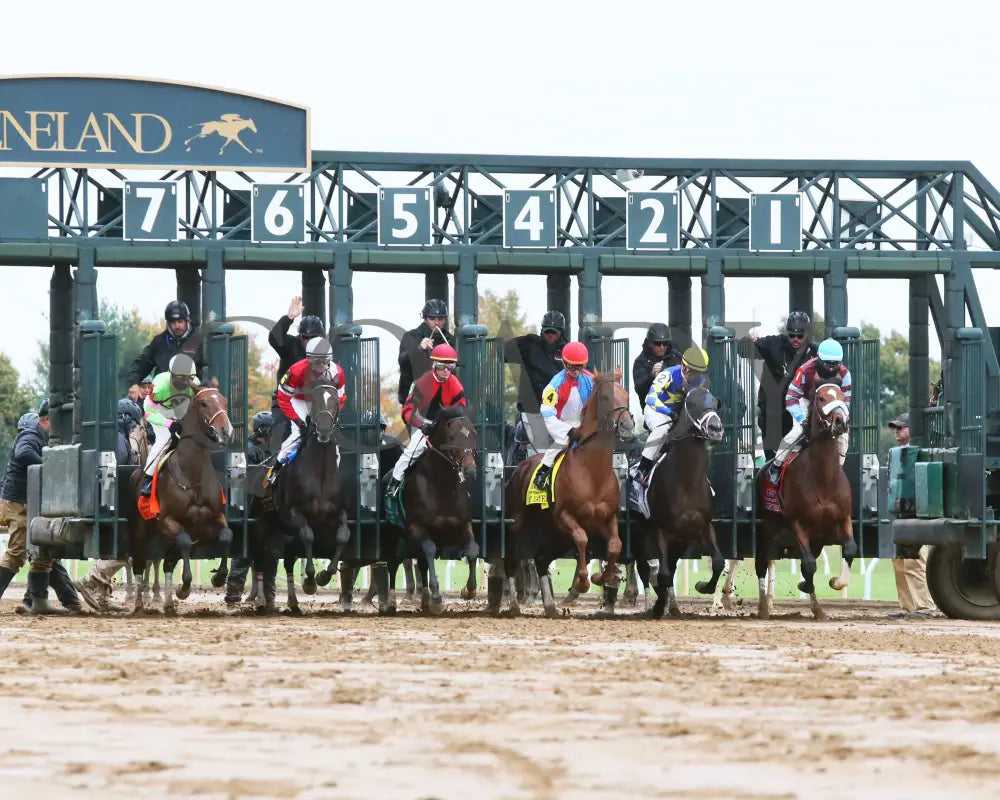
[435,406,470,424]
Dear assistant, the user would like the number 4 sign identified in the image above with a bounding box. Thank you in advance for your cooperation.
[251,184,306,243]
[503,189,556,248]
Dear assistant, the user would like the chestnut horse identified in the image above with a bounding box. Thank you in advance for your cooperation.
[755,382,856,620]
[128,388,235,614]
[503,371,634,617]
[635,387,726,618]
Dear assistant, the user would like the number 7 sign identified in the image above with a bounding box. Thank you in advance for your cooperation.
[123,181,178,241]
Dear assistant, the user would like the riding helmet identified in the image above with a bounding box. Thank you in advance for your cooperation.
[561,341,589,366]
[165,300,191,322]
[421,299,449,318]
[252,411,273,437]
[681,346,710,373]
[816,338,843,378]
[430,343,458,362]
[169,354,197,377]
[37,397,50,417]
[298,315,324,338]
[306,337,333,366]
[645,322,671,343]
[540,310,566,334]
[785,311,811,336]
[117,398,141,425]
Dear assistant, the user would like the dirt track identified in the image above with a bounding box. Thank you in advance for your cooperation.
[2,592,1000,800]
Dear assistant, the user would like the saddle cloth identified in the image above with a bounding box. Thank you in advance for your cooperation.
[137,450,175,521]
[761,452,799,513]
[627,453,666,519]
[525,452,567,510]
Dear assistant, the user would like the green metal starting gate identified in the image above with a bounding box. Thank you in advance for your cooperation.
[458,326,506,557]
[707,327,758,557]
[207,325,249,451]
[79,323,118,454]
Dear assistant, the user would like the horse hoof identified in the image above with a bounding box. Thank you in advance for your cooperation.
[694,580,712,594]
[460,586,476,601]
[507,602,521,618]
[163,604,176,617]
[829,577,848,591]
[623,591,638,607]
[210,570,228,589]
[722,596,736,612]
[124,588,135,603]
[302,578,317,596]
[649,601,666,620]
[420,589,431,612]
[175,585,191,601]
[543,604,558,618]
[758,607,770,620]
[315,569,333,587]
[487,603,501,616]
[429,597,444,615]
[151,593,162,605]
[590,571,605,587]
[668,606,682,618]
[283,605,302,616]
[379,603,396,617]
[797,580,813,594]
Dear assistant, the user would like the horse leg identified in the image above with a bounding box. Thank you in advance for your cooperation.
[665,553,682,617]
[649,530,670,619]
[488,557,506,615]
[537,554,559,618]
[419,536,443,615]
[284,555,300,614]
[129,538,147,616]
[141,563,151,605]
[152,560,162,605]
[175,531,194,601]
[124,557,135,603]
[288,509,316,595]
[462,555,478,602]
[383,558,398,616]
[460,521,478,601]
[403,558,416,602]
[524,559,540,604]
[831,518,857,591]
[695,524,726,596]
[756,527,773,620]
[592,515,623,587]
[623,562,639,607]
[330,509,352,578]
[161,550,178,616]
[712,560,735,612]
[792,521,824,620]
[211,556,229,589]
[339,564,356,613]
[557,510,591,596]
[316,560,336,588]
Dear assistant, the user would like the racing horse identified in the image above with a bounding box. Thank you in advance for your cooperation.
[634,387,725,618]
[380,407,479,614]
[128,388,234,615]
[503,371,634,617]
[754,382,856,620]
[250,381,351,613]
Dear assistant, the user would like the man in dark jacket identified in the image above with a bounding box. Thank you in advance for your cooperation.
[127,301,209,399]
[632,322,683,408]
[397,298,456,404]
[267,296,325,453]
[504,310,567,451]
[0,400,80,614]
[738,310,818,459]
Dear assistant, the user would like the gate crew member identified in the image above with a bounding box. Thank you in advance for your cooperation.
[740,311,818,460]
[768,338,852,484]
[504,310,568,451]
[226,412,276,606]
[0,400,81,614]
[272,338,346,479]
[269,295,325,453]
[139,355,200,497]
[632,322,683,408]
[631,346,710,485]
[387,344,466,498]
[398,299,456,405]
[127,301,208,400]
[532,341,594,490]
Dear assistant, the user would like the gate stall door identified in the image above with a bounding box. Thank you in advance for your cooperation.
[208,329,248,451]
[707,328,758,557]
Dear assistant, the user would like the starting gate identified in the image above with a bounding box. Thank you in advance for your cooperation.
[706,327,758,557]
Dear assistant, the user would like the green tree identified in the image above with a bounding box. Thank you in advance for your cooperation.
[0,353,36,460]
[478,289,532,410]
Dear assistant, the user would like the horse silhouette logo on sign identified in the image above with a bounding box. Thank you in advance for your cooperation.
[184,113,258,156]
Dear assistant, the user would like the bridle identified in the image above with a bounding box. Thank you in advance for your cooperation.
[176,387,231,446]
[813,385,849,436]
[670,387,722,443]
[427,418,478,481]
[573,380,633,447]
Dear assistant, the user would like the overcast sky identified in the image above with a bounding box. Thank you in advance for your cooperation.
[3,0,997,415]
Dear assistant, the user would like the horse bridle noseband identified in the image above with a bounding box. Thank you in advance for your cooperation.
[177,388,231,446]
[427,421,478,482]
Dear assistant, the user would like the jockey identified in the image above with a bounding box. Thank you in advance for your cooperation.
[532,341,594,490]
[273,338,346,477]
[268,295,325,452]
[386,343,467,498]
[631,346,710,484]
[768,338,852,484]
[248,411,273,465]
[139,354,200,497]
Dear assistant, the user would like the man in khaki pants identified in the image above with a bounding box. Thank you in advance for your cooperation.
[0,401,74,614]
[887,413,938,618]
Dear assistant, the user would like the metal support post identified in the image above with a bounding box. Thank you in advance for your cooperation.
[668,275,692,347]
[578,254,602,340]
[908,275,931,446]
[700,256,724,346]
[547,274,572,334]
[824,255,848,336]
[329,250,353,333]
[454,252,478,329]
[302,267,327,324]
[201,247,226,326]
[49,264,74,446]
[176,267,202,330]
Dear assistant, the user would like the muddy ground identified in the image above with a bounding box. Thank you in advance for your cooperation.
[1,591,999,800]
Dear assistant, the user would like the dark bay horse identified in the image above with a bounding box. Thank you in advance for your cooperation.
[382,407,479,615]
[635,387,725,618]
[128,388,234,615]
[251,382,350,613]
[503,371,634,617]
[755,382,856,620]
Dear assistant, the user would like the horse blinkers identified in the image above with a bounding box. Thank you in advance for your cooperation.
[434,417,479,482]
[195,389,233,445]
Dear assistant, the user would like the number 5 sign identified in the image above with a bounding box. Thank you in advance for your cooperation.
[503,189,556,248]
[626,192,680,250]
[251,184,306,243]
[378,187,432,246]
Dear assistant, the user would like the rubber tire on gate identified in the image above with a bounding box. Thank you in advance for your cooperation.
[925,542,1000,620]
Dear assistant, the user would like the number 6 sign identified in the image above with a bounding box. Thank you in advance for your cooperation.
[251,184,306,243]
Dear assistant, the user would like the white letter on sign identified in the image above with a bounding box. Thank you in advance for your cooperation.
[770,199,782,245]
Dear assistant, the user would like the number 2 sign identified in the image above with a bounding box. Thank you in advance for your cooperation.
[626,192,680,250]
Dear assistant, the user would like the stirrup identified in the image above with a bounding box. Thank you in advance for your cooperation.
[533,466,550,489]
[139,474,153,497]
[386,478,401,498]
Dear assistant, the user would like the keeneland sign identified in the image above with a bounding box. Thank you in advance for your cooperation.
[0,75,310,171]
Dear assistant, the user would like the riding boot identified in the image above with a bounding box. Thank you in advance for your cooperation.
[633,456,654,485]
[385,477,402,499]
[139,473,153,497]
[532,464,551,490]
[26,571,68,615]
[50,561,83,612]
[0,566,16,601]
[767,460,782,484]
